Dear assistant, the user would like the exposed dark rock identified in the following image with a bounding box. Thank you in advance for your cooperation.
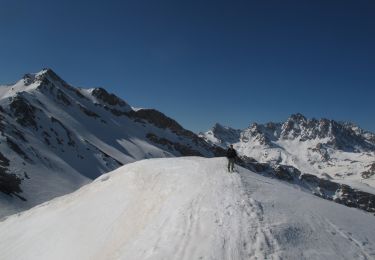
[237,157,375,214]
[129,109,196,139]
[146,133,203,156]
[109,108,127,116]
[0,151,24,200]
[272,165,297,181]
[74,89,86,99]
[22,73,35,85]
[334,185,375,213]
[9,96,38,129]
[50,117,75,146]
[92,88,128,107]
[209,123,241,145]
[240,123,276,146]
[309,143,330,161]
[6,137,30,161]
[237,155,269,172]
[83,140,124,169]
[44,137,50,146]
[78,104,100,118]
[362,162,375,179]
[211,145,226,157]
[56,89,72,106]
[0,111,6,134]
[11,127,27,142]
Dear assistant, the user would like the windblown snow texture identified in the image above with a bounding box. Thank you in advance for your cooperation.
[0,157,374,260]
[0,69,216,218]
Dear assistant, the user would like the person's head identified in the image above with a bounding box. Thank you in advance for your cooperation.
[230,144,233,148]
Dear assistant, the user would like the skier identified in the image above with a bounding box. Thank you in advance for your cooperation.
[226,144,237,172]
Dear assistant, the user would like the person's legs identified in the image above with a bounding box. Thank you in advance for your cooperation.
[227,159,231,172]
[230,158,235,172]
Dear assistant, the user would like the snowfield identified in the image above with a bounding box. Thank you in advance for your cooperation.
[200,119,375,194]
[0,69,216,218]
[0,157,374,260]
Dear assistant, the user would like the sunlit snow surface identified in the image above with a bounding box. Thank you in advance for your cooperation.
[201,124,375,193]
[1,157,374,260]
[0,69,214,218]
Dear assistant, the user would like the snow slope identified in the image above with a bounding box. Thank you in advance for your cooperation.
[200,115,375,193]
[1,157,374,260]
[0,69,217,218]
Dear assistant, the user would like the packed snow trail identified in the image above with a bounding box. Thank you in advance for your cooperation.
[0,157,374,260]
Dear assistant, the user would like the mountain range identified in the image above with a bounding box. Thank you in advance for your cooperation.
[200,114,375,193]
[0,69,374,218]
[0,69,219,218]
[1,69,375,259]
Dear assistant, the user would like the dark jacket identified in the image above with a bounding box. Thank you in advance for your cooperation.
[226,148,237,159]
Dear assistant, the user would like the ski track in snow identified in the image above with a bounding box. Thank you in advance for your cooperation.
[112,159,281,260]
[1,157,375,260]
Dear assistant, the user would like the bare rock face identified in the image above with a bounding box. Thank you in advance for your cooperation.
[0,68,222,216]
[204,113,375,153]
[362,163,375,179]
[239,123,277,147]
[309,143,330,161]
[211,123,241,144]
[272,165,295,181]
[334,185,375,213]
[0,151,24,200]
[9,95,38,130]
[129,109,195,139]
[278,113,375,152]
[237,157,375,214]
[92,88,128,107]
[281,113,308,139]
[146,133,203,156]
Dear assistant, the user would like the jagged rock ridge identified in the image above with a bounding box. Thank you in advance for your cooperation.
[0,68,220,218]
[201,113,375,213]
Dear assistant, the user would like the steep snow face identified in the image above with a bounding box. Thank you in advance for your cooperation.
[0,157,374,260]
[0,69,216,218]
[200,114,375,192]
[201,123,241,147]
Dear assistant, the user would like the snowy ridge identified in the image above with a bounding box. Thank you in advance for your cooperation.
[0,157,374,260]
[0,69,217,218]
[200,114,375,193]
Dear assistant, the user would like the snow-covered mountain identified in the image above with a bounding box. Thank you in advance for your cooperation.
[0,69,218,218]
[200,114,375,193]
[1,157,374,260]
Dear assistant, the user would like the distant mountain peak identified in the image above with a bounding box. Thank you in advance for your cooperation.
[288,113,307,122]
[20,68,66,88]
[212,123,234,131]
[203,113,375,152]
[91,87,129,108]
[0,68,222,218]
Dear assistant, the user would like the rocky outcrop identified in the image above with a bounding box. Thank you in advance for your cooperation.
[362,163,375,179]
[146,133,203,156]
[0,152,24,200]
[130,109,196,139]
[92,88,129,107]
[309,143,330,161]
[9,95,38,129]
[78,104,100,118]
[6,137,30,161]
[237,156,375,214]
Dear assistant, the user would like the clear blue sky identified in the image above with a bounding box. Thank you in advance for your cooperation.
[1,0,374,133]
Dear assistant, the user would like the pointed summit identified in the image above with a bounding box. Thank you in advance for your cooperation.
[288,113,307,123]
[35,68,65,83]
[20,68,66,87]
